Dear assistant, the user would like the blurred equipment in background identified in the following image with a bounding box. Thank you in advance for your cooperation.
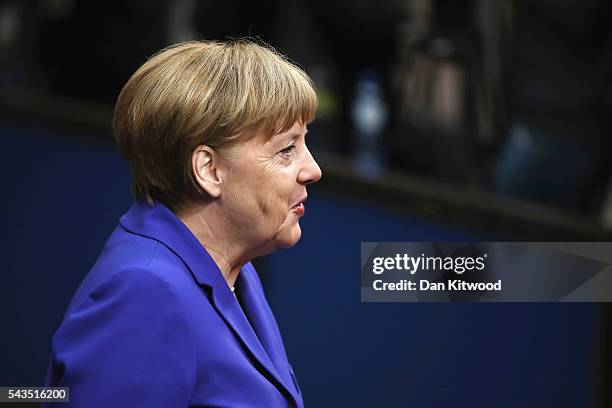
[492,0,612,214]
[389,0,512,187]
[390,0,482,184]
[301,0,403,157]
[351,70,388,180]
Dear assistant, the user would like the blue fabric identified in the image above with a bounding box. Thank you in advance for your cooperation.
[43,200,302,408]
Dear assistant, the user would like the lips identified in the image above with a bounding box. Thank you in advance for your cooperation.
[291,195,307,216]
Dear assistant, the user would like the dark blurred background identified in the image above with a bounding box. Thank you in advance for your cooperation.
[1,0,611,407]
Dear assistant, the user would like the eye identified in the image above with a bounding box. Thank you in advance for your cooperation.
[278,144,296,158]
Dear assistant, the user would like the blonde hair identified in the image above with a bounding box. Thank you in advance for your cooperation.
[113,40,318,212]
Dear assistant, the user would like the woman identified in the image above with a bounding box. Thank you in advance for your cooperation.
[44,40,321,407]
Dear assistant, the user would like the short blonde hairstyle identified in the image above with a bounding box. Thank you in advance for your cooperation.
[113,40,318,212]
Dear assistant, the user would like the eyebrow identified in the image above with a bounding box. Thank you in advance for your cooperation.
[289,129,308,140]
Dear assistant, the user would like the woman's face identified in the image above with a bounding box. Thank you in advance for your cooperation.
[217,121,322,255]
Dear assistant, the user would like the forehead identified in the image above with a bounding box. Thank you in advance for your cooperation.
[264,121,307,144]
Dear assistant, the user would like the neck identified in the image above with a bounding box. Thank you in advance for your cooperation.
[177,201,252,289]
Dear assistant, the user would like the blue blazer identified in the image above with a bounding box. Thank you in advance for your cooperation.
[44,201,303,408]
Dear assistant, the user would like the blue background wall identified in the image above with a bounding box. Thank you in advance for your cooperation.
[0,121,602,407]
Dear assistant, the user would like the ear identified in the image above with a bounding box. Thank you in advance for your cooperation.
[191,145,222,198]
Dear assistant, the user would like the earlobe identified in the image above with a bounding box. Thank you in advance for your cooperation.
[192,145,222,198]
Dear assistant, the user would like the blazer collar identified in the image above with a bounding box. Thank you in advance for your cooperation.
[119,200,217,286]
[119,200,299,406]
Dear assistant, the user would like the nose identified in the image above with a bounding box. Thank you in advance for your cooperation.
[298,146,322,185]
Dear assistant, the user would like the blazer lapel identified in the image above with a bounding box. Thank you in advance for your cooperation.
[235,266,299,401]
[210,276,297,405]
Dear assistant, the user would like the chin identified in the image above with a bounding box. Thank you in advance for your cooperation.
[275,224,302,249]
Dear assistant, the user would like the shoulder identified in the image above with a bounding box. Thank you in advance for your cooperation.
[50,250,197,406]
[55,238,197,360]
[66,226,195,316]
[66,252,190,327]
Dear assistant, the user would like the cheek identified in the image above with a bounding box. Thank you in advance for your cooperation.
[259,168,295,215]
[246,183,287,233]
[264,194,290,226]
